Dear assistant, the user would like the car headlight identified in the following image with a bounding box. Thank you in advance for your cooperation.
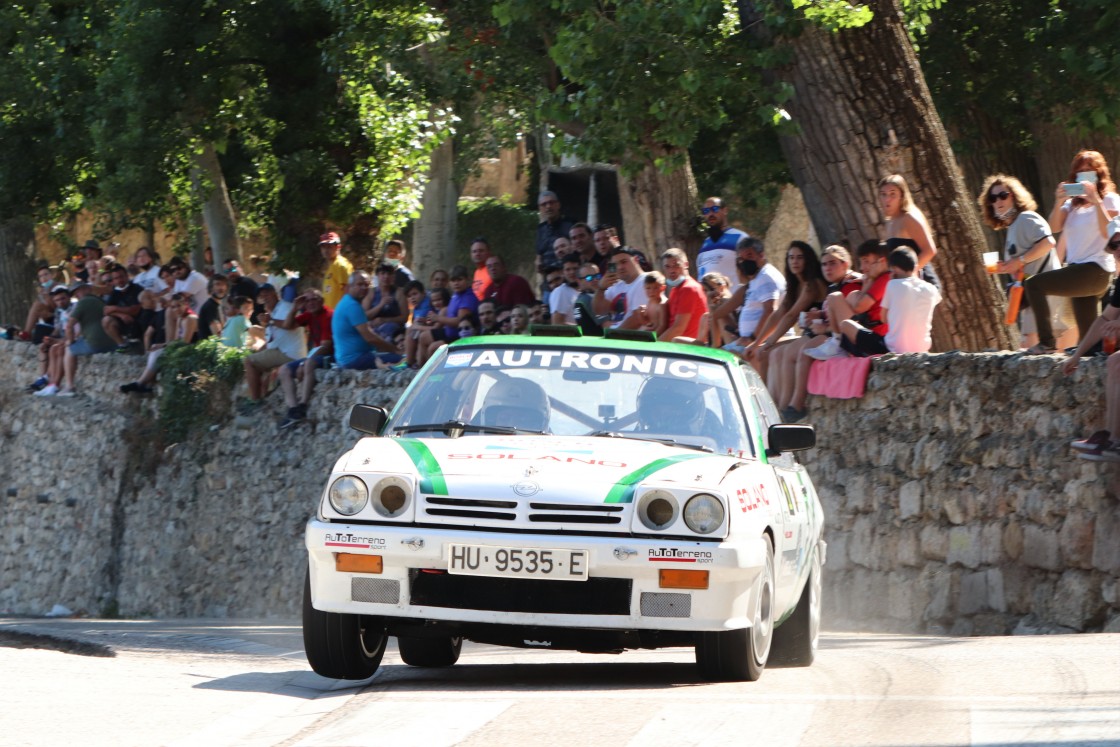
[638,490,678,531]
[328,476,368,515]
[683,493,725,534]
[372,476,411,518]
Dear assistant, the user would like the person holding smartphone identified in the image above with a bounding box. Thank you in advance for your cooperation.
[1023,150,1120,354]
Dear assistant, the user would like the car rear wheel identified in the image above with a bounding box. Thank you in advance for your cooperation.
[302,568,387,680]
[695,534,774,682]
[771,544,821,666]
[397,635,463,667]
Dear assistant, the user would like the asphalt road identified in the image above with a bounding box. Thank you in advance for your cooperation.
[1,618,1117,747]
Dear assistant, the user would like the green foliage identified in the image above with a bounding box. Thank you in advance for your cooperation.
[156,337,248,444]
[457,197,539,264]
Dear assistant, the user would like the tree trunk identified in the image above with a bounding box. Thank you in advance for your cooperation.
[617,150,700,264]
[741,0,1014,352]
[0,218,38,329]
[191,142,241,269]
[411,137,459,280]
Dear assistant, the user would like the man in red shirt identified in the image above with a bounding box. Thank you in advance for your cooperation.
[278,290,334,428]
[658,248,708,341]
[483,255,537,307]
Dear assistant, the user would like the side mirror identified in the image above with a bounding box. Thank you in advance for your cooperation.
[766,423,815,456]
[349,404,389,435]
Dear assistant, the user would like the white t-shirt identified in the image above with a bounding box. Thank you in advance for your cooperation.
[266,300,308,360]
[132,265,166,294]
[549,283,580,323]
[174,270,210,310]
[738,263,786,337]
[604,273,649,327]
[1060,192,1120,271]
[881,275,941,353]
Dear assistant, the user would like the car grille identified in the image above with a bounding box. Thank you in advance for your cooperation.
[420,496,625,530]
[409,569,632,615]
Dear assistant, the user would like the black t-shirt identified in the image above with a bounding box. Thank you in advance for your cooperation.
[230,276,259,300]
[198,297,224,339]
[107,282,142,309]
[1109,279,1120,309]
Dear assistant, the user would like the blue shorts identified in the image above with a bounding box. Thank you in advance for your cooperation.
[70,339,114,356]
[342,352,403,370]
[284,352,329,375]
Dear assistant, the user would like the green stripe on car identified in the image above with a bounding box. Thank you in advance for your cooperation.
[397,439,449,495]
[604,453,707,504]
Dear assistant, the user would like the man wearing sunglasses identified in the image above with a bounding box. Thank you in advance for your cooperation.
[1065,218,1120,462]
[698,197,749,286]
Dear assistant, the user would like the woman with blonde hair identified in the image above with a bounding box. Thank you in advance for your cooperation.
[1023,150,1120,353]
[879,175,937,267]
[978,174,1069,349]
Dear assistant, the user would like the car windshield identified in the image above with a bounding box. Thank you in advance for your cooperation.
[388,344,754,455]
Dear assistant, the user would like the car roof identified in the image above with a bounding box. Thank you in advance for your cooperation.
[447,333,743,366]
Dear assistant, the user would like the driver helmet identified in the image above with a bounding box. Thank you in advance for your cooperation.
[481,378,550,431]
[637,376,705,434]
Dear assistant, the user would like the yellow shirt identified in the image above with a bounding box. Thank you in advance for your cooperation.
[323,255,353,310]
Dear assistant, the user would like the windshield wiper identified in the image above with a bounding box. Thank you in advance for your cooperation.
[393,420,547,437]
[588,431,713,453]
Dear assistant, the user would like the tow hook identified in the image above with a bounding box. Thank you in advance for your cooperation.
[402,537,425,550]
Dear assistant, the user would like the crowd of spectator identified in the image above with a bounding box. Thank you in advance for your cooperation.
[11,151,1120,456]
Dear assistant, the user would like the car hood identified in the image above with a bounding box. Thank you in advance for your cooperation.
[344,435,744,502]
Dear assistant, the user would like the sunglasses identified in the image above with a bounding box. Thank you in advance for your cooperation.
[701,206,722,215]
[583,273,601,282]
[987,191,1011,203]
[1107,239,1120,250]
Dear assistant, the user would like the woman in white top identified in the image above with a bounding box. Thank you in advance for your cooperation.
[1024,150,1120,353]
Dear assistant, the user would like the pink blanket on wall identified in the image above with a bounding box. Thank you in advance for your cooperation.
[807,356,876,399]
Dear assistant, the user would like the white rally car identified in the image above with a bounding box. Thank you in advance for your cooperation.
[304,333,824,682]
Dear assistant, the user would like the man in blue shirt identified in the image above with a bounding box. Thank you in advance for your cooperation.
[697,197,749,284]
[332,271,401,370]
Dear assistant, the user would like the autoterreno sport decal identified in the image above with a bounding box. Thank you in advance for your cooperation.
[604,454,707,504]
[396,439,448,495]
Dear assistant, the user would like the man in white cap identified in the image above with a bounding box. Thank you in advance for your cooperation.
[1065,217,1120,461]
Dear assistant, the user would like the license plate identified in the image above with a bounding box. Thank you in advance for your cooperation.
[447,544,589,581]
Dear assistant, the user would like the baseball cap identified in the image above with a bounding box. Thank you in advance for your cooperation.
[50,285,70,295]
[319,232,341,245]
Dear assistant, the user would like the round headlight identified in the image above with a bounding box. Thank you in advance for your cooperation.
[684,493,725,534]
[638,490,678,530]
[372,476,411,518]
[328,476,368,516]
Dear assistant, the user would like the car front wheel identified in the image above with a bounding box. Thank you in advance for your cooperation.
[302,568,387,680]
[695,534,774,682]
[771,543,821,666]
[397,635,463,667]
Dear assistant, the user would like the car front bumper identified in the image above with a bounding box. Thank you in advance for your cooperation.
[306,519,769,632]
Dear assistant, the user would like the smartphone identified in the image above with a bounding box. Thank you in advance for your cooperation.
[607,262,617,273]
[1064,183,1085,196]
[1076,170,1098,184]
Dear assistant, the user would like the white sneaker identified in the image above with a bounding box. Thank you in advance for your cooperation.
[34,384,59,397]
[56,388,77,398]
[805,336,844,361]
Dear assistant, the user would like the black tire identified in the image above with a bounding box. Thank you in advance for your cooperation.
[302,568,387,680]
[397,635,463,667]
[771,544,821,667]
[695,534,775,682]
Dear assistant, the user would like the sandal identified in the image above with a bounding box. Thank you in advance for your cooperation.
[1023,344,1057,355]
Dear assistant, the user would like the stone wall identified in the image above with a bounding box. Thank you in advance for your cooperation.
[1,339,1117,634]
